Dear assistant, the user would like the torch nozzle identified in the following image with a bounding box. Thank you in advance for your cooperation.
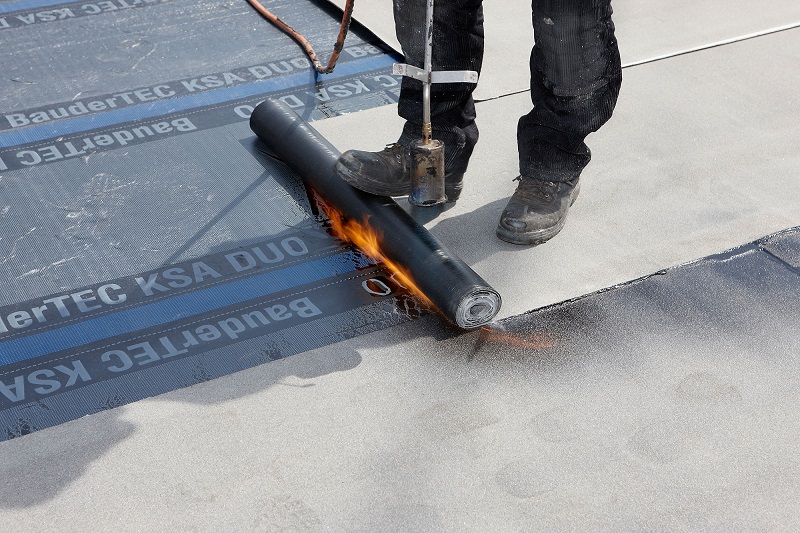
[422,123,433,145]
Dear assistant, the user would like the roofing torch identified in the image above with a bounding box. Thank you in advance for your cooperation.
[393,0,478,206]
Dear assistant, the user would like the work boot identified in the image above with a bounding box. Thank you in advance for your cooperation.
[335,143,465,202]
[335,143,411,197]
[496,177,580,245]
[444,172,465,203]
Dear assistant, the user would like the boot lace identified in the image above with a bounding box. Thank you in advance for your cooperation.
[382,143,405,164]
[513,176,557,202]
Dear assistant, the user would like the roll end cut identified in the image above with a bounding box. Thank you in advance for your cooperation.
[454,288,502,329]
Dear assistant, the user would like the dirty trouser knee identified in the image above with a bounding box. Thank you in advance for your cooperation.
[393,0,484,175]
[518,0,622,182]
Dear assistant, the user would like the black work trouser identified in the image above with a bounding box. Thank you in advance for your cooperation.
[394,0,622,182]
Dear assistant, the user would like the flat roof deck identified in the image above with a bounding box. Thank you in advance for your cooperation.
[1,0,799,530]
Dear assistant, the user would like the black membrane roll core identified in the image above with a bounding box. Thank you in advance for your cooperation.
[249,99,501,329]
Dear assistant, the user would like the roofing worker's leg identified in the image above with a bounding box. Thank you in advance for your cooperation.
[335,0,484,202]
[497,0,622,245]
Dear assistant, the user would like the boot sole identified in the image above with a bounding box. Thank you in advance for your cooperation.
[336,160,465,203]
[334,159,412,197]
[496,216,567,245]
[495,183,581,246]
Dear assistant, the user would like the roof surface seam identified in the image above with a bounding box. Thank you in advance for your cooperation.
[475,22,800,103]
[760,247,800,278]
[623,21,800,68]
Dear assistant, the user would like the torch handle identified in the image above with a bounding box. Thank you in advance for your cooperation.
[422,0,434,143]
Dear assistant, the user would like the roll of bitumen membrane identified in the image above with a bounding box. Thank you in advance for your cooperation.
[249,99,501,329]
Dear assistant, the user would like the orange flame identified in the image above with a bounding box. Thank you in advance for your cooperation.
[319,198,432,306]
[479,325,558,349]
